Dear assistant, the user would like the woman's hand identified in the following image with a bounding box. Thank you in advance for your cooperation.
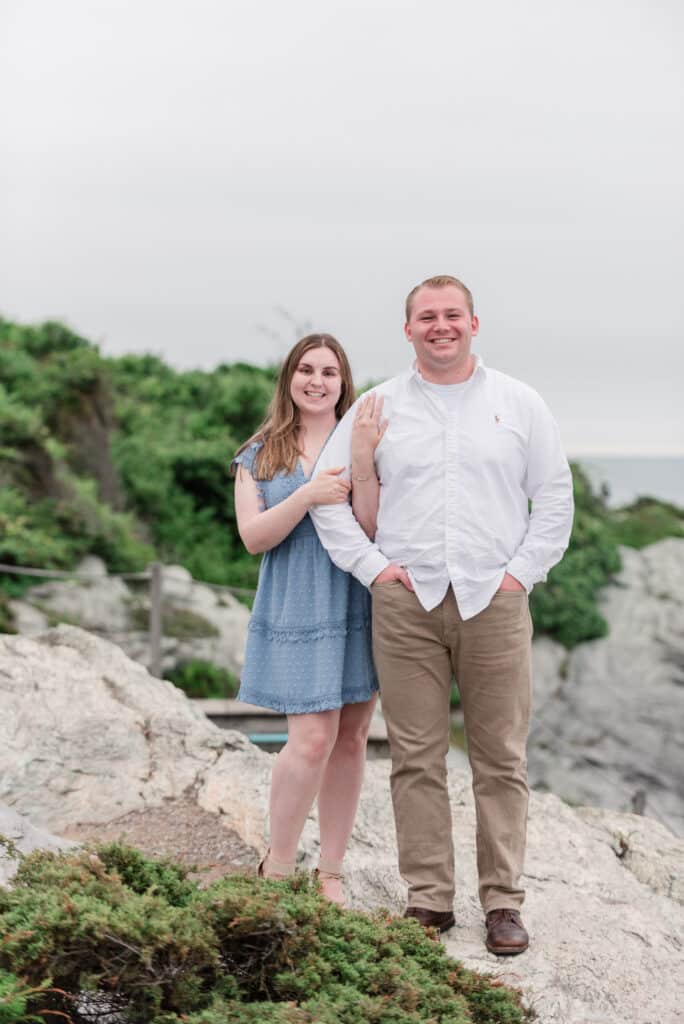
[305,467,351,506]
[352,393,388,464]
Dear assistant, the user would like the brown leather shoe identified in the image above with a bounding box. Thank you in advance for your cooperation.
[485,908,529,955]
[403,906,455,933]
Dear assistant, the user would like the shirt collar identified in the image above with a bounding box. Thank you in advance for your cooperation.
[408,352,486,386]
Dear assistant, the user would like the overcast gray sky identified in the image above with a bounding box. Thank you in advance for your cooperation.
[2,0,682,454]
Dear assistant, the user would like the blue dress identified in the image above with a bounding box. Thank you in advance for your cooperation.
[233,442,378,714]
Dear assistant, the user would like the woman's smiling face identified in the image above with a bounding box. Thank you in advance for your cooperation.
[289,345,342,417]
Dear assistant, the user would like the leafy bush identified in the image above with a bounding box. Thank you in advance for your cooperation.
[0,970,30,1024]
[107,356,277,588]
[0,489,76,569]
[0,320,153,593]
[52,475,154,573]
[165,659,240,699]
[0,386,44,447]
[609,497,684,549]
[0,849,218,1023]
[0,844,533,1024]
[529,463,621,647]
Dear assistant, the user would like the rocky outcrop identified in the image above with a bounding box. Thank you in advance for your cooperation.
[529,538,684,836]
[0,803,75,885]
[1,626,682,1024]
[0,626,245,828]
[6,538,684,837]
[8,557,250,677]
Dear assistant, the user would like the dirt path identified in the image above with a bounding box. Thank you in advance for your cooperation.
[63,795,258,885]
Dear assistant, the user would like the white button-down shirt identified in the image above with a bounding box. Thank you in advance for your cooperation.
[310,356,574,620]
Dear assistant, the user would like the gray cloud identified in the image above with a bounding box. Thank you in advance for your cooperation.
[2,0,682,453]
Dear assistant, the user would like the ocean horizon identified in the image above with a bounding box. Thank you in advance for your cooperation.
[573,455,684,510]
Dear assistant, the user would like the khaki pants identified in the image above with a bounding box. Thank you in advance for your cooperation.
[371,582,532,914]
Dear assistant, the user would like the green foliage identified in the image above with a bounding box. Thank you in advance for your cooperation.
[108,354,276,587]
[608,497,684,549]
[165,659,240,699]
[90,842,198,907]
[1,848,218,1022]
[0,489,76,569]
[0,319,103,425]
[529,463,622,647]
[0,320,153,590]
[3,316,683,648]
[0,386,44,447]
[0,844,533,1024]
[0,971,59,1024]
[51,475,154,573]
[0,971,29,1024]
[0,482,152,579]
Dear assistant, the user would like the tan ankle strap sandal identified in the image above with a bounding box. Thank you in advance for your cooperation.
[314,859,345,906]
[257,850,296,880]
[314,858,344,880]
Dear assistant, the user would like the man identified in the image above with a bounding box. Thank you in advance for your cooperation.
[310,275,574,954]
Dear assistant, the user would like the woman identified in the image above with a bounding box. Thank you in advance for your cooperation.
[233,333,385,904]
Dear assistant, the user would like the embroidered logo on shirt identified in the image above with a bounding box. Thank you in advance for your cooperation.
[495,414,501,423]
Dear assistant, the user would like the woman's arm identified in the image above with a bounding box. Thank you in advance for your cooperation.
[235,465,350,555]
[351,394,387,541]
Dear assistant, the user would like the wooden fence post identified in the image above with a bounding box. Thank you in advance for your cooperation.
[149,562,163,678]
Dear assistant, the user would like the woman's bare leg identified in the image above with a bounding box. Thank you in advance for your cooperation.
[266,708,340,868]
[317,695,378,899]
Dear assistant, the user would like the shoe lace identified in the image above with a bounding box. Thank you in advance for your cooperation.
[491,909,520,924]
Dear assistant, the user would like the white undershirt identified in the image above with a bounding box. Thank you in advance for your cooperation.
[421,377,472,412]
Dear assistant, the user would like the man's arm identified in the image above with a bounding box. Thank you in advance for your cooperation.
[506,393,575,591]
[311,401,390,586]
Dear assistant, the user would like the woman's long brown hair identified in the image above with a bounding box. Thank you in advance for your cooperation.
[234,334,355,479]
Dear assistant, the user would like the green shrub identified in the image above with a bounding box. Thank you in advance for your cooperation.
[0,387,44,447]
[609,497,684,549]
[52,475,154,573]
[0,970,29,1024]
[0,489,77,569]
[165,660,240,699]
[1,849,218,1022]
[0,845,533,1024]
[528,463,622,648]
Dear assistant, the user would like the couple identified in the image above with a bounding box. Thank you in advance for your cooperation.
[233,274,574,956]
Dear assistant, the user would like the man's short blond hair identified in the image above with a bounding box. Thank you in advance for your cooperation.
[405,275,474,320]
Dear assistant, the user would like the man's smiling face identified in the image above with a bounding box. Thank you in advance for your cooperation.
[405,284,479,383]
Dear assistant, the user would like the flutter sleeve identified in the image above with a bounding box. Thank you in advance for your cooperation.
[232,442,266,508]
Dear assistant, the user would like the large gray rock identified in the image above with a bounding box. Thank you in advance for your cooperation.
[8,557,250,677]
[1,626,682,1024]
[529,538,684,836]
[0,626,245,829]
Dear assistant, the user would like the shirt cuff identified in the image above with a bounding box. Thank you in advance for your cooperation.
[506,554,545,593]
[356,550,391,588]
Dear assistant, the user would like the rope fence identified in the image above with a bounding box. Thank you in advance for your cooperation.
[0,561,256,678]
